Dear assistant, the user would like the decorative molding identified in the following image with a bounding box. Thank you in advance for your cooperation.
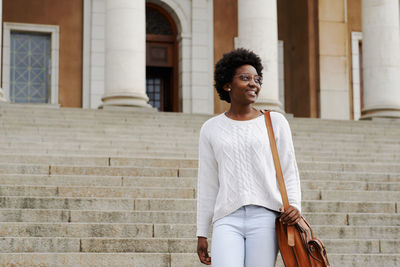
[2,22,60,104]
[146,0,194,113]
[351,31,362,120]
[0,0,5,102]
[82,0,92,108]
[278,40,285,110]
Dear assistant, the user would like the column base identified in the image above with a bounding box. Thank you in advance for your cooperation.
[101,105,157,113]
[100,92,152,109]
[360,108,400,120]
[0,88,7,102]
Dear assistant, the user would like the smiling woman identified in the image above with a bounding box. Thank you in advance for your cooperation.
[196,49,302,267]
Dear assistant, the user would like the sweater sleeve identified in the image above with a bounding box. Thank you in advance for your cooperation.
[272,113,302,213]
[196,123,219,238]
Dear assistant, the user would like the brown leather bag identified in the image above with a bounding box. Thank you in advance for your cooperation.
[264,111,330,267]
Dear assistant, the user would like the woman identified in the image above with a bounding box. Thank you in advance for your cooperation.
[196,48,302,267]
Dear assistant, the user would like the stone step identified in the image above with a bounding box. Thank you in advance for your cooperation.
[14,162,400,177]
[295,146,400,154]
[0,253,399,267]
[0,111,207,121]
[2,129,400,143]
[0,149,196,159]
[1,149,398,165]
[178,168,400,178]
[0,155,198,168]
[2,174,400,191]
[2,123,399,139]
[0,141,199,151]
[0,147,199,158]
[0,120,200,129]
[302,180,400,191]
[0,222,154,238]
[0,155,110,167]
[0,164,182,177]
[1,146,398,161]
[1,196,397,213]
[2,134,400,152]
[0,146,398,160]
[308,190,400,201]
[7,123,388,137]
[0,196,137,211]
[0,116,207,125]
[277,253,400,267]
[0,128,199,139]
[3,134,399,151]
[0,237,398,254]
[297,149,400,157]
[0,185,195,198]
[315,225,400,239]
[2,109,399,129]
[2,108,398,126]
[1,222,399,239]
[2,130,400,143]
[0,118,203,128]
[2,133,400,148]
[2,154,400,173]
[2,184,400,201]
[302,200,396,213]
[299,170,400,182]
[0,174,195,187]
[299,162,400,173]
[348,213,400,226]
[1,209,399,226]
[0,175,196,188]
[1,150,399,164]
[298,155,400,163]
[0,252,176,267]
[293,134,400,143]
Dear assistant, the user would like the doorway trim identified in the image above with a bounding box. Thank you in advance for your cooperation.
[146,2,179,112]
[351,31,362,120]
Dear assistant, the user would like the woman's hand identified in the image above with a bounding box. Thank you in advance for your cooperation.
[279,205,301,225]
[197,237,211,265]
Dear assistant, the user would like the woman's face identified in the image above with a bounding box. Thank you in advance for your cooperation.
[225,64,262,105]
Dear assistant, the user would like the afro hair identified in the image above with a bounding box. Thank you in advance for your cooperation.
[214,48,263,103]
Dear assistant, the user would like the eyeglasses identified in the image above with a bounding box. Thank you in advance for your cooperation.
[235,73,263,86]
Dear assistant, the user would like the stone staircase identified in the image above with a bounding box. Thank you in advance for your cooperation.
[0,103,399,266]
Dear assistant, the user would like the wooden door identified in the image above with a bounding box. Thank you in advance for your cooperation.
[146,4,178,112]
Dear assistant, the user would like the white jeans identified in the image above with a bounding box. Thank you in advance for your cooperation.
[211,205,279,267]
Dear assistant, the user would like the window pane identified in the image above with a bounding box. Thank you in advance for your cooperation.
[146,76,163,111]
[10,32,51,103]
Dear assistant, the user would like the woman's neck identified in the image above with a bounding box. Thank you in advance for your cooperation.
[226,105,260,120]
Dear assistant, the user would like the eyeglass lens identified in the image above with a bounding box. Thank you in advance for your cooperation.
[238,74,262,85]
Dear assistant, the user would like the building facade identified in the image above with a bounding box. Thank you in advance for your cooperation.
[0,0,399,120]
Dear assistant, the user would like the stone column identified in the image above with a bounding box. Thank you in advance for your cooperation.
[361,0,400,119]
[0,0,6,102]
[101,0,150,107]
[235,0,281,111]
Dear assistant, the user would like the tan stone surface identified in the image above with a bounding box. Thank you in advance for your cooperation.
[319,21,347,56]
[320,90,350,119]
[320,56,348,91]
[319,0,345,22]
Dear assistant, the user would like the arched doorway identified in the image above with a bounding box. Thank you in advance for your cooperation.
[146,3,178,112]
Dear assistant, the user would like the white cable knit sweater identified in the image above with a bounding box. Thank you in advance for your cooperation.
[196,111,301,238]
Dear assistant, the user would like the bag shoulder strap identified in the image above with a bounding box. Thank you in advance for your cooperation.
[264,110,290,210]
[264,110,295,246]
